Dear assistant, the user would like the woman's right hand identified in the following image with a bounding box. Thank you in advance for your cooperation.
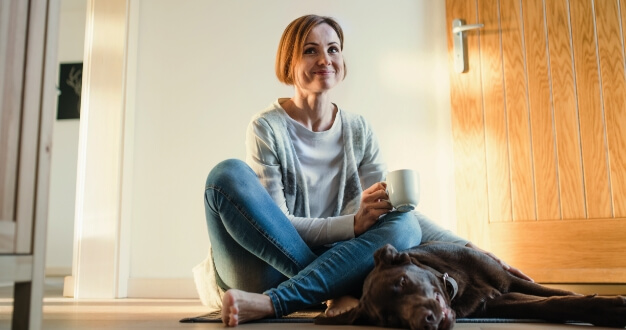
[354,182,393,236]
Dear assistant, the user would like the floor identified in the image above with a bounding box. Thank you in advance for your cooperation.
[0,278,615,329]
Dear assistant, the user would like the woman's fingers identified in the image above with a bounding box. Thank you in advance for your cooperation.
[362,182,389,204]
[354,182,395,236]
[363,181,386,194]
[506,265,534,282]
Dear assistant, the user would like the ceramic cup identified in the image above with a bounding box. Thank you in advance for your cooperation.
[385,169,420,212]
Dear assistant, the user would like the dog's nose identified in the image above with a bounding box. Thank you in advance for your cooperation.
[424,310,437,325]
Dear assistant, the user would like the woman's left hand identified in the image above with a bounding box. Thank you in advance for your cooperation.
[465,242,534,282]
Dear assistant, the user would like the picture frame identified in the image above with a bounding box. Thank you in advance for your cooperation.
[56,62,82,120]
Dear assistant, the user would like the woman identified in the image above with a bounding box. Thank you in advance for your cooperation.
[203,14,530,327]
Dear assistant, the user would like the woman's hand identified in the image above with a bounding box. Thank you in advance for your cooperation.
[354,182,393,236]
[465,242,534,282]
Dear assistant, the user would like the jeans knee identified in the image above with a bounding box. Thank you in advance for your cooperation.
[206,159,252,188]
[382,211,422,250]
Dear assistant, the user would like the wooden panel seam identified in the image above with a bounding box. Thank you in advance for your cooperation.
[596,0,626,217]
[500,0,536,221]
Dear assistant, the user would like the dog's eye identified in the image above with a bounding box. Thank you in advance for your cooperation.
[398,276,407,288]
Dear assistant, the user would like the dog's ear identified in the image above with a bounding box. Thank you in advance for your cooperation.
[314,306,370,326]
[373,244,398,266]
[408,255,426,267]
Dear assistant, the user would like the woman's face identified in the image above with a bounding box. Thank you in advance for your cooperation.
[293,23,344,94]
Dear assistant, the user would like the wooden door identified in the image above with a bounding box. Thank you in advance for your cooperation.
[446,0,626,283]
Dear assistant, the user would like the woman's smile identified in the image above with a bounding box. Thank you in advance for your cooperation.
[293,23,344,93]
[314,69,335,75]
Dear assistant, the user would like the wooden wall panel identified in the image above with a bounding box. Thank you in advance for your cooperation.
[595,0,626,216]
[545,0,587,219]
[622,0,626,68]
[447,0,626,283]
[522,0,560,220]
[500,0,536,221]
[570,0,612,219]
[490,219,626,282]
[478,0,512,223]
[447,0,490,247]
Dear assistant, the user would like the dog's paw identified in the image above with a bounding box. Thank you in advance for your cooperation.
[588,296,626,328]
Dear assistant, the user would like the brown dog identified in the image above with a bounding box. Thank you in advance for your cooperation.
[316,242,626,329]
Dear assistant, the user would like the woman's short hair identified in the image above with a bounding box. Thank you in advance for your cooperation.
[275,14,347,85]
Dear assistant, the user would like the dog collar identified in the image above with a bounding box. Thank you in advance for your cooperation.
[442,273,458,301]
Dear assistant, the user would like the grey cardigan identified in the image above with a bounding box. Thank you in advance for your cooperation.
[192,100,468,311]
[245,99,468,247]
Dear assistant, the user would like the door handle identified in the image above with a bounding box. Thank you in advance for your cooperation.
[452,19,484,73]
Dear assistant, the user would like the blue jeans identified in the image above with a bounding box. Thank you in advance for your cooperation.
[204,159,423,317]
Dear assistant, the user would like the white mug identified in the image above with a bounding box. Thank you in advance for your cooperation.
[385,169,420,212]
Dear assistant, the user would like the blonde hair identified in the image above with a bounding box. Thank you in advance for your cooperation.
[275,15,347,85]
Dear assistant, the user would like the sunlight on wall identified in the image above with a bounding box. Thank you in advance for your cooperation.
[379,51,422,95]
[376,49,457,230]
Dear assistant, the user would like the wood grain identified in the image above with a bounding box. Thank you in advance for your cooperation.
[623,0,626,74]
[490,219,626,282]
[500,0,536,221]
[446,0,490,248]
[448,0,626,284]
[522,0,561,220]
[478,0,513,223]
[595,0,626,216]
[545,0,586,219]
[570,0,612,219]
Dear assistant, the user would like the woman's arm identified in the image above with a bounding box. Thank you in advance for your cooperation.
[245,117,354,247]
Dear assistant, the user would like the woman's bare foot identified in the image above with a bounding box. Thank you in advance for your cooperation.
[325,295,359,317]
[221,289,275,327]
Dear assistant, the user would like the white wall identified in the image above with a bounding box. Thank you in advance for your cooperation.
[46,0,86,275]
[56,0,456,297]
[126,0,457,292]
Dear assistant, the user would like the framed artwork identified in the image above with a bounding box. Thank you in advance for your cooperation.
[57,62,82,120]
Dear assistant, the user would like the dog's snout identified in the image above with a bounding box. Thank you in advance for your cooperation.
[424,310,437,324]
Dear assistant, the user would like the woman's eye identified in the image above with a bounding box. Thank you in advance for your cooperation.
[304,48,316,54]
[328,47,339,53]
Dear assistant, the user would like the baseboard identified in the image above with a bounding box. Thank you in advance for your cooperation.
[127,278,199,299]
[63,276,74,297]
[45,267,71,277]
[62,276,199,299]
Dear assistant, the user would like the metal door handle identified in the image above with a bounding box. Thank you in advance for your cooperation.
[452,23,485,34]
[452,19,484,73]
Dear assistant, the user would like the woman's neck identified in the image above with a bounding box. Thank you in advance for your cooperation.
[283,92,336,132]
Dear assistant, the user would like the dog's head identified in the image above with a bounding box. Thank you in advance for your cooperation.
[317,244,455,330]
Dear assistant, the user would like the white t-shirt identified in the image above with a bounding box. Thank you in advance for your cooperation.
[284,111,343,218]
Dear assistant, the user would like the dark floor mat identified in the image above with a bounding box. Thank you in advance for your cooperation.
[179,310,322,323]
[179,310,577,324]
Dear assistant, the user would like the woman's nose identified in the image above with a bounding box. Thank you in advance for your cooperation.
[318,53,331,65]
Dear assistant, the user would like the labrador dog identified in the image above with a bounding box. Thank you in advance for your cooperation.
[315,242,626,329]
